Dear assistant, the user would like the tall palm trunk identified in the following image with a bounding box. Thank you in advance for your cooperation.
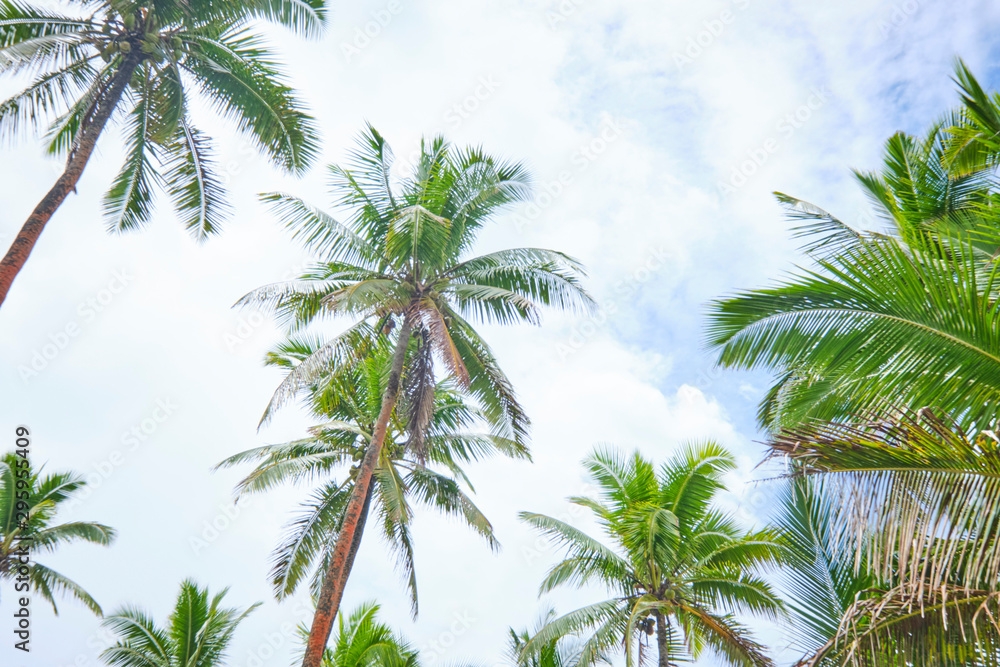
[656,611,671,667]
[302,315,413,667]
[0,54,143,309]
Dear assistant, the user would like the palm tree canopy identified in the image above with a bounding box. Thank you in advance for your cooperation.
[216,339,527,614]
[767,409,1000,666]
[519,444,784,667]
[0,0,323,237]
[294,601,419,667]
[0,451,115,615]
[240,125,595,443]
[101,579,259,667]
[707,62,1000,433]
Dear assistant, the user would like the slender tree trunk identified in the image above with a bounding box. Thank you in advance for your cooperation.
[656,611,671,667]
[302,315,413,667]
[0,54,143,309]
[339,480,373,592]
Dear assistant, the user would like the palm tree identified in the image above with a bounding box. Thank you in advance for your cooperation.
[0,452,115,614]
[518,444,784,667]
[216,339,528,615]
[240,125,594,666]
[706,62,1000,433]
[769,477,880,665]
[100,579,258,667]
[0,0,324,307]
[766,409,1000,665]
[294,601,419,667]
[507,609,601,667]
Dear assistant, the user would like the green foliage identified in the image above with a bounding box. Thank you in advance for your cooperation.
[100,579,259,667]
[294,601,419,667]
[519,444,784,667]
[0,452,115,615]
[216,341,528,616]
[0,0,323,239]
[242,125,595,447]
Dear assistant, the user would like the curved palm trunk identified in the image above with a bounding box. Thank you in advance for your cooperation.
[302,316,413,667]
[0,54,142,309]
[656,612,671,667]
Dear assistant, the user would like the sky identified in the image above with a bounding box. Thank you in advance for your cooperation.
[3,0,1000,665]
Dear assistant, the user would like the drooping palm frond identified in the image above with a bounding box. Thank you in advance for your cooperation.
[768,408,1000,595]
[1,0,324,249]
[708,234,1000,432]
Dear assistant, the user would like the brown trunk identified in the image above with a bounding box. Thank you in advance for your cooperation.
[301,315,413,667]
[656,611,671,667]
[339,478,374,591]
[0,54,143,309]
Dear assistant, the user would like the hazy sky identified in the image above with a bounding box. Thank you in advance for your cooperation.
[3,1,1000,665]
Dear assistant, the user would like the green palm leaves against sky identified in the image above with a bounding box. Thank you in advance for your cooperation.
[519,445,784,667]
[217,340,528,615]
[707,63,1000,433]
[241,126,592,667]
[707,61,1000,665]
[0,0,323,306]
[0,452,115,615]
[244,125,594,439]
[300,601,419,667]
[769,411,1000,666]
[100,580,259,667]
[1,0,322,233]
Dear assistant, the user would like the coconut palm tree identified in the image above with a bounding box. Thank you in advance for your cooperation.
[519,444,784,667]
[706,63,1000,433]
[768,476,880,665]
[100,579,258,667]
[240,125,594,666]
[507,609,602,667]
[293,601,419,667]
[0,0,324,307]
[766,409,1000,666]
[216,339,528,615]
[0,452,115,614]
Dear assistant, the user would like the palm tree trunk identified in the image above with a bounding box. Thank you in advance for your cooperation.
[302,315,413,667]
[339,478,374,593]
[656,611,671,667]
[0,54,143,309]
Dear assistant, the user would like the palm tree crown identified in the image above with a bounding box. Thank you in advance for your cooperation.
[217,339,528,615]
[0,0,324,306]
[241,124,594,667]
[0,452,115,614]
[519,444,784,667]
[301,601,419,667]
[100,579,259,667]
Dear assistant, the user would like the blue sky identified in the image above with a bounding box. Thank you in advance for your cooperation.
[3,1,1000,665]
